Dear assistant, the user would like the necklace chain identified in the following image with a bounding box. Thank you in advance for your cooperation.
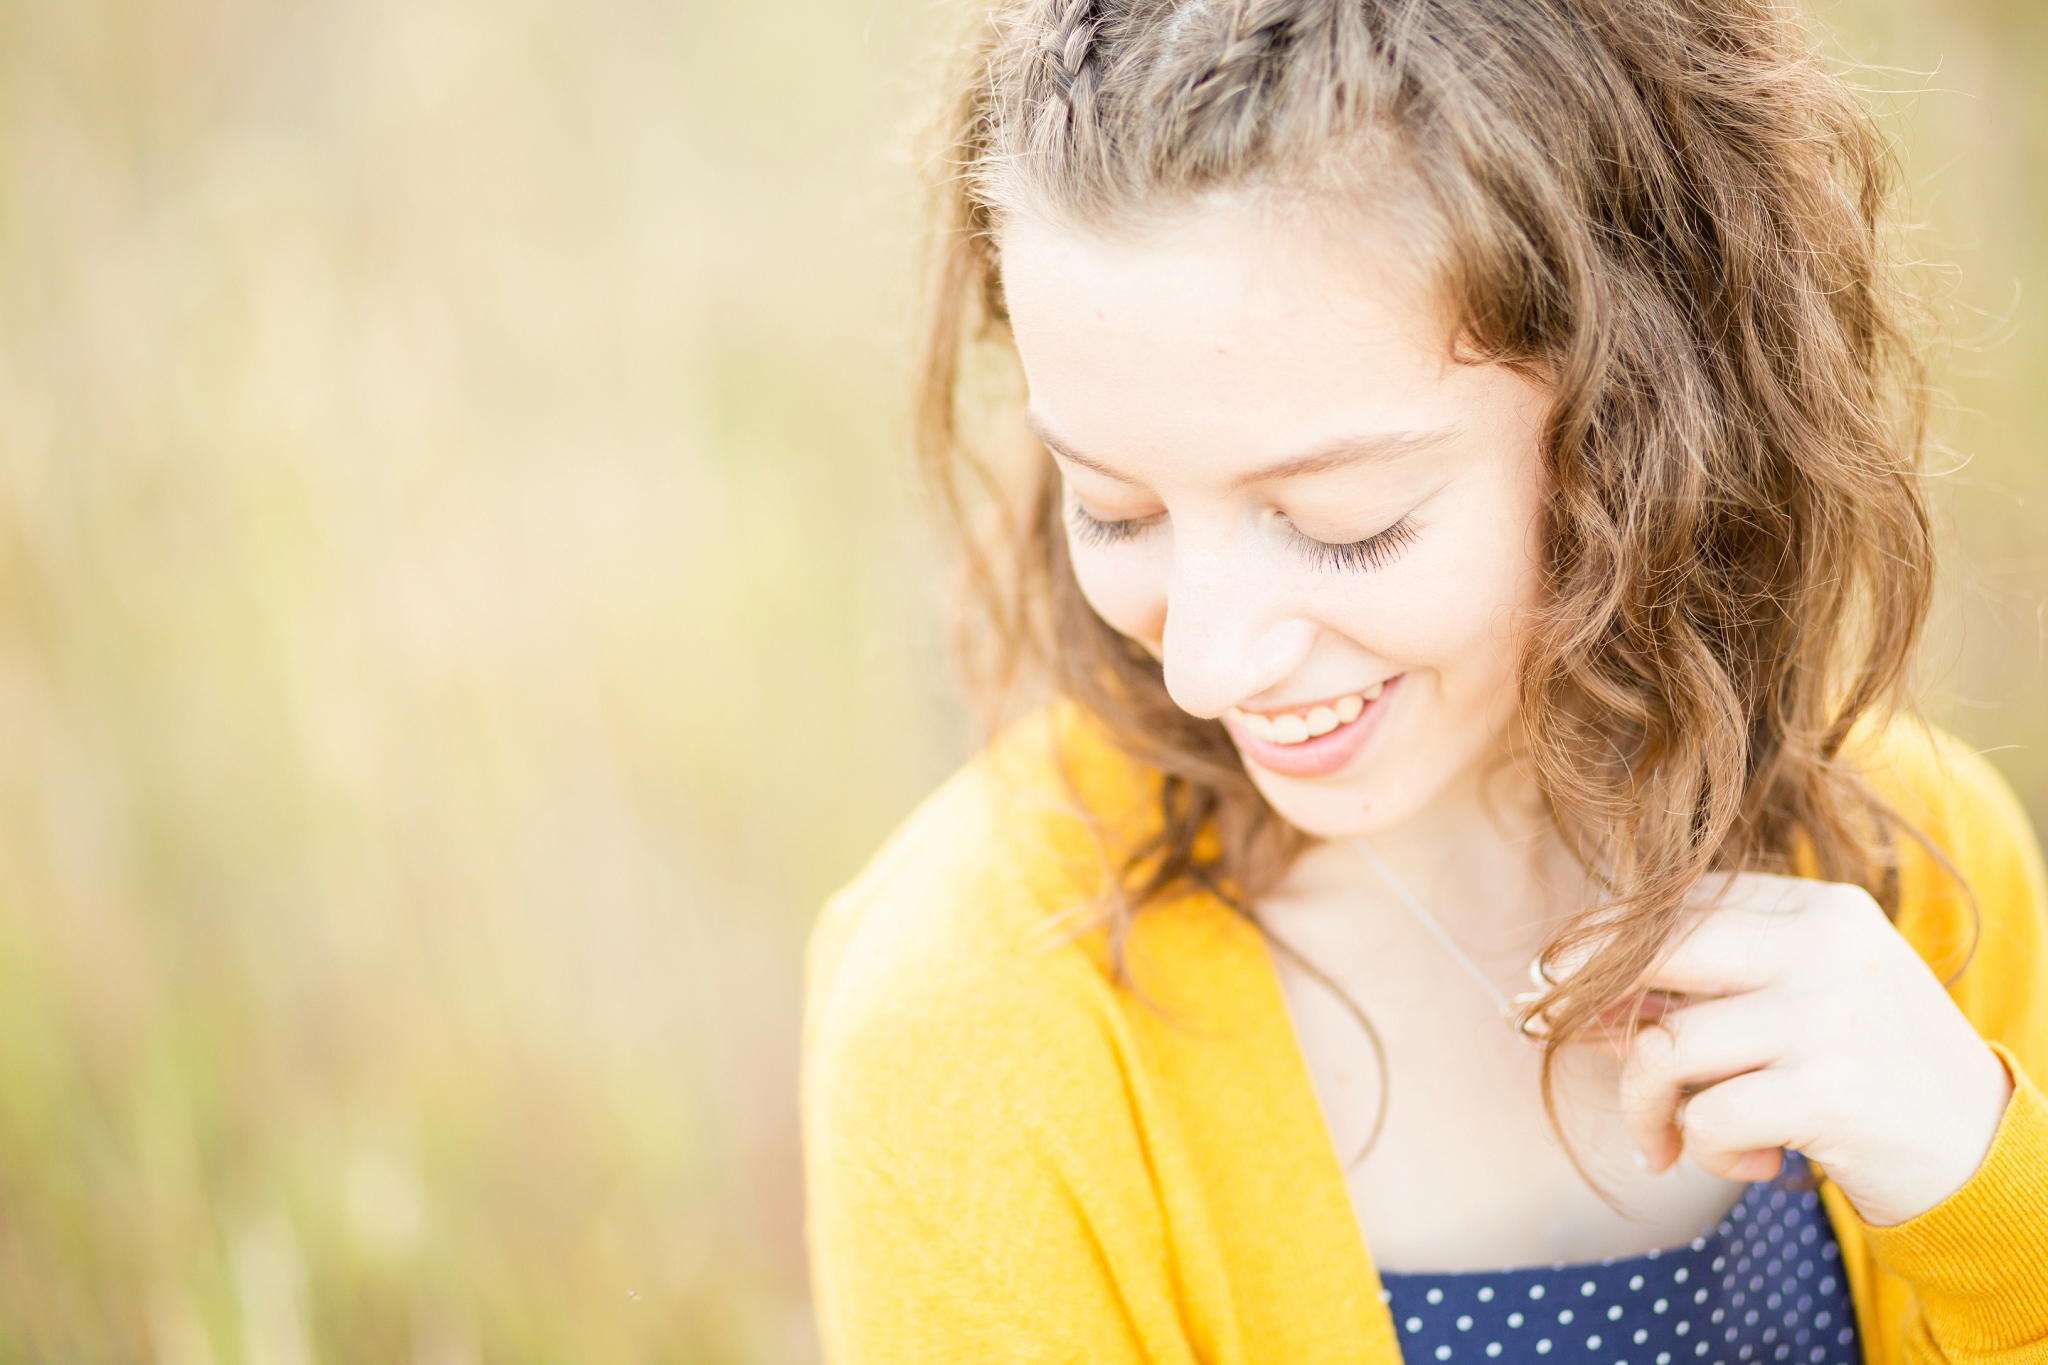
[1352,838,1520,1018]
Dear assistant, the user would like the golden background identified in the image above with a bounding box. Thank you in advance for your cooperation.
[0,0,2039,1359]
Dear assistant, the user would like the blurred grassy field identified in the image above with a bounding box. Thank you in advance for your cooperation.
[0,0,2040,1360]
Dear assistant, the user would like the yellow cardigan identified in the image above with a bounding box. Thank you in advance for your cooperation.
[803,706,2048,1365]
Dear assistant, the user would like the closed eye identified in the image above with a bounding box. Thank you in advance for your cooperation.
[1066,496,1420,572]
[1066,500,1163,547]
[1289,516,1418,572]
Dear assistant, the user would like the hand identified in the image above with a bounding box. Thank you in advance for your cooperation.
[1616,872,2012,1227]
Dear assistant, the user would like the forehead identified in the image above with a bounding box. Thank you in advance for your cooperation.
[997,201,1468,482]
[1000,196,1445,359]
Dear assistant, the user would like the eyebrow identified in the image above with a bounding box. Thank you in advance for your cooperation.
[1023,412,1457,489]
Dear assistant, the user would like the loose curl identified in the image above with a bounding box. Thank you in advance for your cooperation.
[918,0,1935,1143]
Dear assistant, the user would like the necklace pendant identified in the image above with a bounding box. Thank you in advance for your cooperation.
[1505,988,1552,1039]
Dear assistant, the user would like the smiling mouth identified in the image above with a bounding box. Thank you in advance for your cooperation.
[1224,679,1388,745]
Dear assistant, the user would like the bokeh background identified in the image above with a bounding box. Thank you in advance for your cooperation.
[0,0,2040,1359]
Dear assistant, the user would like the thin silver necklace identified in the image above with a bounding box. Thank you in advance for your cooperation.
[1259,839,1537,1171]
[1352,838,1517,1017]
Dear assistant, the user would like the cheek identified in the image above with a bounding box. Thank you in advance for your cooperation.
[1069,540,1168,647]
[1330,506,1542,688]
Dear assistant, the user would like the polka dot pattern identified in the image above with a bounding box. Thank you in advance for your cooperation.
[1379,1153,1858,1365]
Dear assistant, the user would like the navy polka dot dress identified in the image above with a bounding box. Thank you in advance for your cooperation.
[1380,1154,1859,1365]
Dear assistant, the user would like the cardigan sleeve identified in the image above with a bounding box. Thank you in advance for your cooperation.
[1853,733,2048,1365]
[801,884,1197,1365]
[1859,1045,2048,1365]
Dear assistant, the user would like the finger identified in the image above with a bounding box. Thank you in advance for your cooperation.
[1651,876,1890,999]
[1640,901,1803,998]
[1531,876,1792,999]
[1715,1146,1786,1183]
[1560,989,1692,1061]
[1685,871,1814,916]
[1621,994,1786,1171]
[1677,1067,1808,1181]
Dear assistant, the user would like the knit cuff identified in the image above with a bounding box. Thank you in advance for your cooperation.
[1862,1042,2048,1350]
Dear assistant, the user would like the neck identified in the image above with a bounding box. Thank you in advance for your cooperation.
[1338,754,1581,962]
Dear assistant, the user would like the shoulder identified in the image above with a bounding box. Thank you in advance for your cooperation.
[1852,717,2048,1055]
[1857,719,2044,890]
[802,703,1162,1143]
[1855,717,2046,925]
[802,708,1216,1351]
[806,702,1160,1013]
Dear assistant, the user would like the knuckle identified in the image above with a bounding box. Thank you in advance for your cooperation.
[1629,1021,1678,1072]
[1681,1082,1740,1143]
[1820,881,1883,927]
[1622,1028,1680,1105]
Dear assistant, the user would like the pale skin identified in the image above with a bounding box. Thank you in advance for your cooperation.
[998,196,2013,1272]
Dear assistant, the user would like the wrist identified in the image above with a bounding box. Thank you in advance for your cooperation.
[1857,1049,2048,1326]
[1850,1042,2014,1228]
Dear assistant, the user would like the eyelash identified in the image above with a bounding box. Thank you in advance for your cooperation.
[1064,501,1419,572]
[1292,516,1419,572]
[1065,503,1160,549]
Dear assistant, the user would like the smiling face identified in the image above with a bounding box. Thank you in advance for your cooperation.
[1000,199,1553,839]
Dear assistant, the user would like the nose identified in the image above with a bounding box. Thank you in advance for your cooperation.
[1157,538,1316,719]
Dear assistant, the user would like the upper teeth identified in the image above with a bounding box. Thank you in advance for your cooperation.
[1225,680,1385,745]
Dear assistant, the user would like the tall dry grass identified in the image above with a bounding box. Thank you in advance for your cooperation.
[0,0,954,1358]
[0,0,2037,1361]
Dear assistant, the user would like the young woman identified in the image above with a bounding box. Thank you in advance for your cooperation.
[804,2,2048,1361]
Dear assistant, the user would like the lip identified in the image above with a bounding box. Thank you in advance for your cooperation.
[1222,675,1403,779]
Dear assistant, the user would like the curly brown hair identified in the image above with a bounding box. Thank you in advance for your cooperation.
[917,0,1935,1121]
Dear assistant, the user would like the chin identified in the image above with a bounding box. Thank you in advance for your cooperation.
[1245,765,1438,842]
